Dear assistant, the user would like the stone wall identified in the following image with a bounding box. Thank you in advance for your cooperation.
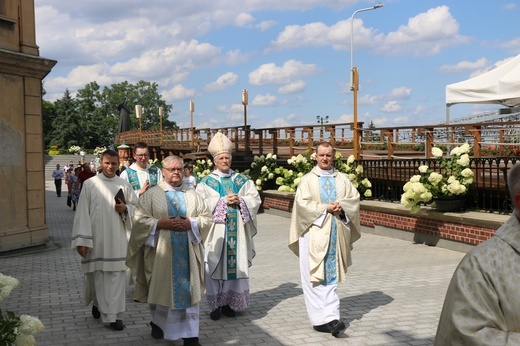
[0,1,56,252]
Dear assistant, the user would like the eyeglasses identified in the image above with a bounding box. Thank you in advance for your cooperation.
[163,167,183,173]
[135,154,149,158]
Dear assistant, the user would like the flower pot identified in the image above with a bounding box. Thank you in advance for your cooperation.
[433,196,466,212]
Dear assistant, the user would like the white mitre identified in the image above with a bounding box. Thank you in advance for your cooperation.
[208,132,233,158]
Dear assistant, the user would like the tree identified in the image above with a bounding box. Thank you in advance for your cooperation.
[49,90,82,149]
[42,80,178,150]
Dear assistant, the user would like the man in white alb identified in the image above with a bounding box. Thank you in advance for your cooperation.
[71,150,138,331]
[119,142,162,197]
[289,142,361,336]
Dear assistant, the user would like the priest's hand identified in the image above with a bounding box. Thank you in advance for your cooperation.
[77,246,89,258]
[227,193,240,205]
[157,216,191,231]
[115,198,127,214]
[327,201,342,214]
[138,179,150,196]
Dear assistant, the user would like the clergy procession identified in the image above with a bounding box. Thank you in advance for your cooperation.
[66,132,520,346]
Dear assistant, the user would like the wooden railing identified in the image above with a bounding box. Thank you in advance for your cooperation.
[115,120,520,160]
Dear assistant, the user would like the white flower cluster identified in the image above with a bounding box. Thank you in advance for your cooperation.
[244,153,279,190]
[68,145,81,154]
[0,273,44,346]
[0,273,19,302]
[401,144,474,214]
[193,159,213,180]
[93,146,107,156]
[336,154,372,198]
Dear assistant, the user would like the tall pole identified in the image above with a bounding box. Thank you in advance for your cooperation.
[242,89,249,155]
[159,106,163,144]
[190,100,195,149]
[350,3,383,159]
[135,104,142,141]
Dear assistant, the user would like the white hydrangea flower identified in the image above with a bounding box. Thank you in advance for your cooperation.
[418,165,428,173]
[428,172,443,185]
[0,273,19,302]
[461,168,473,178]
[364,189,372,198]
[432,147,443,157]
[410,175,421,183]
[18,315,44,334]
[457,154,470,166]
[266,153,272,159]
[347,155,355,164]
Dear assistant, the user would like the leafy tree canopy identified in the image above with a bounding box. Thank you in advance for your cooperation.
[43,81,177,149]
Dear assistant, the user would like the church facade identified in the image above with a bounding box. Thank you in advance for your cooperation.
[0,1,56,252]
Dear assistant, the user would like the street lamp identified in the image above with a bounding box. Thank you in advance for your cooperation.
[190,100,195,149]
[135,104,142,140]
[350,3,383,158]
[316,115,329,141]
[159,106,163,144]
[242,89,250,154]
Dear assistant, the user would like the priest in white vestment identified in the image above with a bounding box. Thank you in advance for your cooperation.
[195,132,261,321]
[71,150,138,331]
[434,163,520,345]
[119,141,162,197]
[127,155,212,346]
[289,142,360,336]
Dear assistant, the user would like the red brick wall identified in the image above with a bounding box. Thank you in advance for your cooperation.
[360,209,496,245]
[263,194,497,246]
[263,196,294,211]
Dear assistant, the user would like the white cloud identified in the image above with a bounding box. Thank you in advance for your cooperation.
[257,20,277,31]
[162,85,196,101]
[377,6,471,56]
[438,58,488,73]
[268,19,381,52]
[380,101,402,113]
[501,3,516,10]
[252,93,278,106]
[204,72,239,92]
[249,59,321,85]
[235,13,255,27]
[278,80,306,94]
[389,87,412,99]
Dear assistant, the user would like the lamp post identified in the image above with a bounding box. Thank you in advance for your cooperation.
[135,104,142,140]
[242,89,249,154]
[190,100,195,149]
[316,115,329,141]
[159,106,163,144]
[350,3,383,158]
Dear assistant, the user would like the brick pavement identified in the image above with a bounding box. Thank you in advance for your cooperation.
[0,177,467,346]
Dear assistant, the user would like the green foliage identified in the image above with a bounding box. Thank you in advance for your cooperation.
[335,153,372,198]
[42,80,178,149]
[0,309,21,345]
[243,154,279,191]
[401,144,475,213]
[192,159,213,181]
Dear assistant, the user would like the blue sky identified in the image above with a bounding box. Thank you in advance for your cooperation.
[35,0,520,130]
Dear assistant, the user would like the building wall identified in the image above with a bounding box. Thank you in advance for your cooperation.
[0,0,56,252]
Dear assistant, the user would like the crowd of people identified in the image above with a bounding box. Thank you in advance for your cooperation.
[52,135,520,346]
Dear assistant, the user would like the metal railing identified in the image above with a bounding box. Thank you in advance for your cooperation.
[361,157,518,213]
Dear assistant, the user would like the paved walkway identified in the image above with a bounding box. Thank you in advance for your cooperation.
[0,178,467,346]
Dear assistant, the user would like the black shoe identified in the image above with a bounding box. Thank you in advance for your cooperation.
[221,305,236,317]
[110,320,124,331]
[150,321,163,339]
[92,305,100,319]
[209,308,221,321]
[313,319,345,336]
[183,337,201,346]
